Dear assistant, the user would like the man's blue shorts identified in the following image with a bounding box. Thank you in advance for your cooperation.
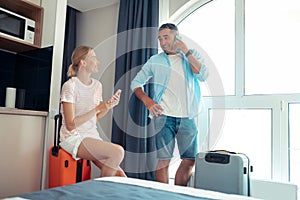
[154,115,199,160]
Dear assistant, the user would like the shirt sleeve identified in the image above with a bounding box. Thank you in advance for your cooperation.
[61,79,75,103]
[130,59,154,91]
[95,80,103,103]
[192,49,209,82]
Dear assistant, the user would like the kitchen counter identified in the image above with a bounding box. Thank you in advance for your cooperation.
[0,107,48,117]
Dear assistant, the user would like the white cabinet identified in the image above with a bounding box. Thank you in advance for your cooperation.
[0,110,46,198]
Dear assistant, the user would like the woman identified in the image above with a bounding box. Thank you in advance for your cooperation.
[59,46,126,177]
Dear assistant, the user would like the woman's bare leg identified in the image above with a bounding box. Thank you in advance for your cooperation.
[92,160,126,177]
[77,137,125,177]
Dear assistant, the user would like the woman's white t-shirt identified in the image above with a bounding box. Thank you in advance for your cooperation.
[60,77,103,141]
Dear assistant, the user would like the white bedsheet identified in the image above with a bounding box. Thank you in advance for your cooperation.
[96,176,262,200]
[4,177,262,200]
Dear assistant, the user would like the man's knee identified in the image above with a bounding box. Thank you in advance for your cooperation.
[181,159,195,168]
[156,159,171,170]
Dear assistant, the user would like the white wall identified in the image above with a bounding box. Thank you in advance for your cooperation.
[169,0,189,16]
[160,0,190,24]
[76,3,119,141]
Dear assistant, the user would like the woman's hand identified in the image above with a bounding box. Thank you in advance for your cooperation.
[107,89,121,109]
[95,101,110,114]
[95,89,122,120]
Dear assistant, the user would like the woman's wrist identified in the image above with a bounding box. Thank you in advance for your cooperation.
[95,107,101,114]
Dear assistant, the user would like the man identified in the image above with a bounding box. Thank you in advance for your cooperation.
[130,23,208,186]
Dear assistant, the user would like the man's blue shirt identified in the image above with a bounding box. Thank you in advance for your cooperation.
[131,50,208,118]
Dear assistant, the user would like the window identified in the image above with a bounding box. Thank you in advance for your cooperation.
[245,0,300,94]
[178,0,235,96]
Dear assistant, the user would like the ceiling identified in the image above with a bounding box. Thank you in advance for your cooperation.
[67,0,119,12]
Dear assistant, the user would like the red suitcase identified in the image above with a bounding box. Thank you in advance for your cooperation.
[49,114,91,188]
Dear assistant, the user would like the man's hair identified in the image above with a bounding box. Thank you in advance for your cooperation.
[159,23,178,32]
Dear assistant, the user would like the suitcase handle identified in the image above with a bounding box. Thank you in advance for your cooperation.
[54,114,62,147]
[209,149,237,154]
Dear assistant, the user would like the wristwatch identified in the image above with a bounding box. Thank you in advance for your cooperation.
[185,49,193,57]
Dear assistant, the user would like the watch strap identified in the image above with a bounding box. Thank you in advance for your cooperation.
[185,49,193,57]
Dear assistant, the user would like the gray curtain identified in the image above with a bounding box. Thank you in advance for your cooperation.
[61,6,77,85]
[112,0,159,180]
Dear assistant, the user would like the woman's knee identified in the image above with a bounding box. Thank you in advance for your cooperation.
[112,144,124,161]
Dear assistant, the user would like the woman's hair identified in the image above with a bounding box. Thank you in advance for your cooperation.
[67,46,93,77]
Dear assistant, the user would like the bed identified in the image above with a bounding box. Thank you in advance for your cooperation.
[9,177,260,200]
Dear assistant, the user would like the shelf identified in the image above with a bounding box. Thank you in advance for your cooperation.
[0,34,41,52]
[0,0,44,52]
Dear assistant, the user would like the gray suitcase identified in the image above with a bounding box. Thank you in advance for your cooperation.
[194,150,252,196]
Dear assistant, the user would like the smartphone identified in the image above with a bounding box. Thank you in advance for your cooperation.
[171,35,181,52]
[114,89,122,96]
[172,35,182,52]
[108,89,122,105]
[175,35,182,42]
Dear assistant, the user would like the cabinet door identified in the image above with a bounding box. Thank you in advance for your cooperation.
[0,114,45,198]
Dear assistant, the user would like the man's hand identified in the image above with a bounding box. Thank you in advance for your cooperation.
[144,98,164,117]
[173,36,202,74]
[148,104,164,117]
[172,35,189,54]
[134,87,164,117]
